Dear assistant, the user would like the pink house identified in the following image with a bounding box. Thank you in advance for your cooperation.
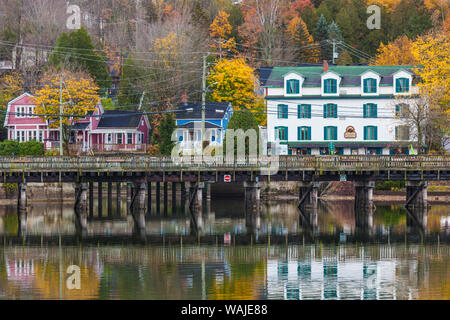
[4,93,151,153]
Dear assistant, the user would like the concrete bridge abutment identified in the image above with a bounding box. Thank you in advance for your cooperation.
[298,182,319,210]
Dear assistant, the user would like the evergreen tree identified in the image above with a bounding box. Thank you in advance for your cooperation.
[223,111,260,156]
[314,14,330,61]
[328,21,342,41]
[48,27,111,91]
[153,114,176,156]
[191,0,210,31]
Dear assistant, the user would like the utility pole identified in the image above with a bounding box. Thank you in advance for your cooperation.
[332,39,336,64]
[201,54,208,148]
[59,76,63,156]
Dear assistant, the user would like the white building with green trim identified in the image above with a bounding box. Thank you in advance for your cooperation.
[262,64,419,155]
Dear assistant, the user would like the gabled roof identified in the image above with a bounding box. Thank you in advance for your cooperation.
[176,102,231,120]
[4,92,33,127]
[263,65,418,87]
[97,110,145,128]
[177,121,222,129]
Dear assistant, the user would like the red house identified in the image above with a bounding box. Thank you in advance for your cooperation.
[4,93,151,153]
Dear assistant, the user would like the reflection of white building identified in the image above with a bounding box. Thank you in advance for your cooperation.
[266,248,399,300]
[6,259,35,284]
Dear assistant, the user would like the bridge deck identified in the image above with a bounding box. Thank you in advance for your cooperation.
[1,155,449,183]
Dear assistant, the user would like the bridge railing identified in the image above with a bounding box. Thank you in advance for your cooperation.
[0,155,449,171]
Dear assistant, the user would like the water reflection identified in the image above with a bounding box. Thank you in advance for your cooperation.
[0,244,448,300]
[1,198,449,238]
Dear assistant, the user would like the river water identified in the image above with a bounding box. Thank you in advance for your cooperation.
[0,197,449,300]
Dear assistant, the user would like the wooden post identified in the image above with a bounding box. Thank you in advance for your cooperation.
[127,183,132,216]
[89,182,94,218]
[17,183,27,234]
[116,182,121,216]
[156,182,161,214]
[172,182,177,214]
[98,182,103,217]
[132,183,147,237]
[107,182,112,217]
[180,182,186,214]
[147,182,152,215]
[75,183,88,236]
[164,182,168,215]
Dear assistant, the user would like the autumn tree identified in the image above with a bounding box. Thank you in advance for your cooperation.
[411,30,450,153]
[0,72,23,140]
[32,70,100,155]
[210,10,237,58]
[373,36,417,66]
[286,16,320,63]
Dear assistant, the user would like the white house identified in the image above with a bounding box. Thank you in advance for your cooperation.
[262,63,419,155]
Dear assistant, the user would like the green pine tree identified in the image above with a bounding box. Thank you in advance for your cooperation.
[223,111,260,156]
[155,114,176,156]
[48,27,111,91]
[315,14,330,61]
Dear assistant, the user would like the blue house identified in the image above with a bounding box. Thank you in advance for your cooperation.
[175,101,233,152]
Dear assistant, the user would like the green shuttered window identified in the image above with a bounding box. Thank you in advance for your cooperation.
[364,126,378,140]
[324,79,337,93]
[396,78,410,93]
[363,78,377,93]
[298,126,311,140]
[298,104,311,118]
[275,126,288,141]
[286,79,300,94]
[277,104,288,119]
[323,104,338,118]
[324,126,337,140]
[363,103,377,118]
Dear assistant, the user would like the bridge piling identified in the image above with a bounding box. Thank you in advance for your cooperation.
[89,182,94,218]
[156,182,161,214]
[74,183,88,236]
[17,183,27,233]
[126,183,132,216]
[298,182,319,210]
[98,182,103,217]
[244,182,261,214]
[107,182,112,217]
[180,182,186,214]
[298,206,318,234]
[131,182,147,237]
[163,182,168,215]
[147,182,152,215]
[116,182,121,216]
[406,181,428,209]
[172,182,177,214]
[354,181,375,235]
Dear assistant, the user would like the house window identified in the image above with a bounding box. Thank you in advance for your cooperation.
[21,131,25,142]
[28,106,34,117]
[277,104,288,119]
[395,104,409,118]
[363,78,377,93]
[324,126,337,140]
[323,104,337,118]
[275,126,288,141]
[127,133,133,144]
[286,79,300,94]
[138,133,144,144]
[395,126,410,140]
[364,126,378,140]
[324,79,337,94]
[297,126,311,141]
[363,103,377,118]
[106,133,113,144]
[117,133,123,144]
[396,78,410,93]
[39,131,43,142]
[298,104,311,119]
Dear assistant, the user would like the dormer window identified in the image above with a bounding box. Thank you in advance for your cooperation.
[324,79,337,94]
[363,78,377,93]
[396,78,410,93]
[286,79,300,94]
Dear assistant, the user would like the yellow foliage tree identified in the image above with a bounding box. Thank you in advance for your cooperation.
[33,70,100,154]
[411,31,450,120]
[0,72,23,111]
[210,10,237,58]
[207,58,266,125]
[372,35,418,66]
[286,16,320,63]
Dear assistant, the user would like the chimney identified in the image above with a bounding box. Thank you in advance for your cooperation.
[323,60,328,73]
[180,89,188,106]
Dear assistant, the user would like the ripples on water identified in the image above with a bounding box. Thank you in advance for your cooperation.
[0,198,449,300]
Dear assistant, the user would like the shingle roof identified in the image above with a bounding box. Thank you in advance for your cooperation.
[176,102,230,120]
[97,110,143,128]
[264,65,418,87]
[177,121,222,129]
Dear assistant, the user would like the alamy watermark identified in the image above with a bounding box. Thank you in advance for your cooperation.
[66,4,81,30]
[66,265,81,290]
[367,5,381,30]
[170,122,280,175]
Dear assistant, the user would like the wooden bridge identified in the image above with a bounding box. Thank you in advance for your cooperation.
[1,155,449,238]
